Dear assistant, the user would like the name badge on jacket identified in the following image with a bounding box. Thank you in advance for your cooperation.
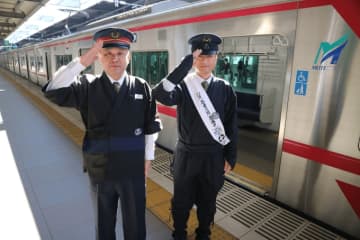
[135,94,143,100]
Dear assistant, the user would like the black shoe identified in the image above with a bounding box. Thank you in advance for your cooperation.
[195,228,210,240]
[195,236,210,240]
[172,236,187,240]
[172,231,187,240]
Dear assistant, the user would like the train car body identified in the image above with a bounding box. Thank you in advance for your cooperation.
[1,0,359,238]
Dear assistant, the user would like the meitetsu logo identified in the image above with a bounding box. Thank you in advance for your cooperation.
[312,34,348,71]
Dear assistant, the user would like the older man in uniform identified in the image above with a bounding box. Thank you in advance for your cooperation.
[43,28,161,240]
[153,34,237,240]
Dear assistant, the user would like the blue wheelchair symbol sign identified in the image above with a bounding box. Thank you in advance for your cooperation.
[295,70,308,96]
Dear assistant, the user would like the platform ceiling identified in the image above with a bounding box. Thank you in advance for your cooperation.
[0,0,48,41]
[0,0,164,46]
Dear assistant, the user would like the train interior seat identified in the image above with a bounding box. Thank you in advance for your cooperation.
[237,92,261,121]
[236,88,275,123]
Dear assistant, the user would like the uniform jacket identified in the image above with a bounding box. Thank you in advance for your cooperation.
[153,76,237,168]
[44,72,161,183]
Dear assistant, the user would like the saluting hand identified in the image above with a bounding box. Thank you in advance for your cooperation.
[80,40,103,67]
[192,49,202,66]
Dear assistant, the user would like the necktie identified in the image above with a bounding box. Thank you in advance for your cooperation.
[113,82,120,93]
[201,81,208,91]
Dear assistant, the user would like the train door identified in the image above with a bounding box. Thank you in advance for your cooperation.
[217,35,289,193]
[25,53,30,80]
[45,52,51,81]
[16,53,21,74]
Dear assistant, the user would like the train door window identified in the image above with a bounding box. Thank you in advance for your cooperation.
[216,54,259,93]
[131,51,168,86]
[36,56,44,73]
[14,55,18,72]
[8,55,11,69]
[55,55,72,70]
[14,55,19,69]
[6,55,9,69]
[20,56,26,70]
[79,48,94,74]
[30,56,36,72]
[11,55,15,71]
[9,55,13,70]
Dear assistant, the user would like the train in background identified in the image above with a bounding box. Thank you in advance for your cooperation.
[1,0,359,238]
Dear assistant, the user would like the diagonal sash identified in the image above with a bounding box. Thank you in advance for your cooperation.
[184,73,230,146]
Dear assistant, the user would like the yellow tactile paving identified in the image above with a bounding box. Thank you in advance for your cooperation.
[232,163,273,190]
[1,69,241,239]
[146,186,172,208]
[146,178,161,192]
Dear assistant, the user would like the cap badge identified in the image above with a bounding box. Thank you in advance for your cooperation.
[110,31,120,39]
[134,128,142,136]
[202,37,211,43]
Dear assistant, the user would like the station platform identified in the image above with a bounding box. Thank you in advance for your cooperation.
[0,69,348,240]
[0,71,170,240]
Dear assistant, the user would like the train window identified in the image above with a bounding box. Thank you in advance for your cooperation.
[36,56,44,73]
[55,55,72,70]
[216,55,259,93]
[79,48,94,74]
[10,55,14,69]
[20,56,26,69]
[14,55,19,70]
[30,56,36,72]
[131,51,168,86]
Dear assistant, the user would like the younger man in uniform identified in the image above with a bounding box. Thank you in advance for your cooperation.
[153,34,237,240]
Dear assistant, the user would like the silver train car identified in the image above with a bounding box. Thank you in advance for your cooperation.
[1,0,359,238]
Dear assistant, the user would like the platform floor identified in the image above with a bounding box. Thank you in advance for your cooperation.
[0,69,349,240]
[0,72,170,240]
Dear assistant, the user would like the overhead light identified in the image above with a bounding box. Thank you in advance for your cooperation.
[4,0,103,44]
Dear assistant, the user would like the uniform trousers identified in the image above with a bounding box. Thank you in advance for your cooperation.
[90,177,146,240]
[171,148,225,240]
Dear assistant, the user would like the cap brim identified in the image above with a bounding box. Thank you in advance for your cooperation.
[103,42,130,49]
[200,50,217,55]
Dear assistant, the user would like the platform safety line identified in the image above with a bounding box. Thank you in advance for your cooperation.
[0,69,238,240]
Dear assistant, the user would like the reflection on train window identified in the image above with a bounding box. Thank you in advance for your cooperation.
[216,55,259,93]
[55,55,72,70]
[36,56,44,73]
[79,48,94,74]
[131,51,168,86]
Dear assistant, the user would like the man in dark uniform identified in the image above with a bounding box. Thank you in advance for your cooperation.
[153,34,237,240]
[43,28,162,240]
